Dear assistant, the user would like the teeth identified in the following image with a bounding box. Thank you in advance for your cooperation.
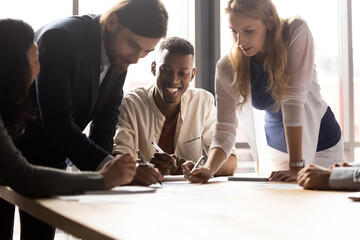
[166,87,179,93]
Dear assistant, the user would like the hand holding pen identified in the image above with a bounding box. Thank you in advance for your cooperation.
[189,155,206,177]
[132,149,163,186]
[150,141,177,175]
[182,156,212,183]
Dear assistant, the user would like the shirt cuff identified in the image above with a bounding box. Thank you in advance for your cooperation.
[96,154,114,171]
[329,167,359,190]
[354,168,360,182]
[350,162,360,168]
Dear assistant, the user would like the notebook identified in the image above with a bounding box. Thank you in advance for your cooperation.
[163,175,187,182]
[228,175,269,182]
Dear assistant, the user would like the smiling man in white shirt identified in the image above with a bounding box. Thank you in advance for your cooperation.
[112,37,238,186]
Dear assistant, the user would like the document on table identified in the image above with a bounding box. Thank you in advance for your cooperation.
[83,186,156,195]
[57,186,156,203]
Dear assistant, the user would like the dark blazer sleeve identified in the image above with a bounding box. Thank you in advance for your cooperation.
[35,26,109,171]
[89,72,126,154]
[0,116,105,198]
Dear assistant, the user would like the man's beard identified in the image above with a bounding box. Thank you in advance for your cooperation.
[108,55,130,73]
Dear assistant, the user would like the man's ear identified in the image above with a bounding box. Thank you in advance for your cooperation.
[190,67,197,81]
[106,12,119,33]
[151,61,156,76]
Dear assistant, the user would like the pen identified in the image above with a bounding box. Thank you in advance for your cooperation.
[151,141,177,168]
[136,150,162,186]
[151,141,164,153]
[189,155,205,178]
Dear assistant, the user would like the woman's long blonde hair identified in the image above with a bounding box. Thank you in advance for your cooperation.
[226,0,290,111]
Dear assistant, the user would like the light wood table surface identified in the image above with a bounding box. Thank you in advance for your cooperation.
[1,179,359,240]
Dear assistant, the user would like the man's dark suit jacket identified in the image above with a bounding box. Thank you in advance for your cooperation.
[17,15,126,171]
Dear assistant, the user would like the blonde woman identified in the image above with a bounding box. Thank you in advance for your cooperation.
[183,0,343,182]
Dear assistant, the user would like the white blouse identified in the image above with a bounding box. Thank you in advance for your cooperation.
[211,19,329,173]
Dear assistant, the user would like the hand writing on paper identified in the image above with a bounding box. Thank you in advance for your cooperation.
[297,164,331,190]
[150,152,177,175]
[268,168,299,182]
[329,162,351,170]
[182,161,211,183]
[99,154,137,190]
[130,160,163,186]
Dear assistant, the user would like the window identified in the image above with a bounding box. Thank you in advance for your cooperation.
[356,148,360,163]
[0,0,72,30]
[353,0,360,144]
[78,0,119,15]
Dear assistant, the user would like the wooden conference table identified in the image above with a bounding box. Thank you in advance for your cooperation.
[1,177,359,240]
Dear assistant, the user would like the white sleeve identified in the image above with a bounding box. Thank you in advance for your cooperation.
[282,20,314,126]
[112,101,136,156]
[210,58,239,158]
[201,93,216,155]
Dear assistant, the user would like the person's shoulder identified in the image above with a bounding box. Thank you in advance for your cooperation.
[288,17,306,27]
[122,86,152,107]
[215,55,234,83]
[285,17,309,36]
[45,14,97,29]
[185,88,213,98]
[216,55,232,70]
[183,88,214,104]
[36,14,98,40]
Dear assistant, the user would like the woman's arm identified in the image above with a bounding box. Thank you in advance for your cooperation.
[183,57,239,183]
[0,116,105,197]
[182,147,228,183]
[214,153,238,176]
[269,126,303,181]
[269,20,314,181]
[285,126,303,163]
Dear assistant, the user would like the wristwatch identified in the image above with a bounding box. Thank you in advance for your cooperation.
[289,159,305,168]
